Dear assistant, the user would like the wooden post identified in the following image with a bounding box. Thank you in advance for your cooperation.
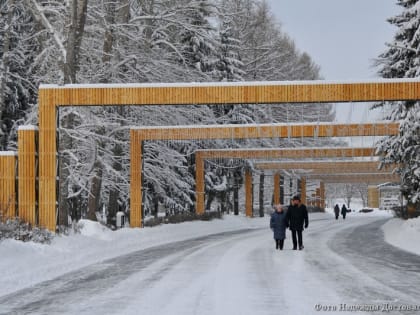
[245,169,253,217]
[130,130,142,227]
[300,177,307,205]
[18,127,38,225]
[320,181,325,210]
[273,173,280,205]
[368,185,380,208]
[196,152,205,214]
[38,90,57,231]
[315,188,320,208]
[0,152,17,220]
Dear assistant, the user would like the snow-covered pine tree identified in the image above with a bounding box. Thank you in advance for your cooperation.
[215,1,245,83]
[375,0,420,205]
[0,0,38,150]
[176,0,218,74]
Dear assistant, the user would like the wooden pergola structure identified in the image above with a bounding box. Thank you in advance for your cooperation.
[29,79,420,230]
[131,123,398,226]
[194,148,397,216]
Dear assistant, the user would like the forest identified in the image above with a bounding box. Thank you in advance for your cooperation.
[0,0,418,228]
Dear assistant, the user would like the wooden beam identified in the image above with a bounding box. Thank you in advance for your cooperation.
[40,79,420,106]
[255,161,394,172]
[196,147,377,159]
[303,173,399,183]
[133,122,398,141]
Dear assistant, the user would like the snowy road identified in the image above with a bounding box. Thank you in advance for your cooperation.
[1,216,420,315]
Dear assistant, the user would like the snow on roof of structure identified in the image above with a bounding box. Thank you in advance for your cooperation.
[0,151,17,156]
[130,121,393,130]
[17,125,39,131]
[39,78,420,89]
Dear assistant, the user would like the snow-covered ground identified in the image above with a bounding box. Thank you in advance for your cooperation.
[1,209,419,314]
[0,214,266,297]
[382,216,420,255]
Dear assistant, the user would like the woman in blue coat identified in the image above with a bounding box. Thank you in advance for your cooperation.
[270,204,288,250]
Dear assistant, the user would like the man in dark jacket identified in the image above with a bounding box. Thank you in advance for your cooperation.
[286,195,309,250]
[334,204,340,220]
[341,204,347,219]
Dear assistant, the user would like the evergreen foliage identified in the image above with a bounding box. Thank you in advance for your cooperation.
[375,0,420,204]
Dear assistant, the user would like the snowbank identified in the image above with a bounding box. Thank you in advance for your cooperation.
[382,217,420,256]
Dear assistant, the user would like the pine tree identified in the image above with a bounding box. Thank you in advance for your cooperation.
[375,0,420,205]
[0,0,38,150]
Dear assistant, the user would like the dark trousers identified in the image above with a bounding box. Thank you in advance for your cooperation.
[291,229,303,248]
[275,239,284,250]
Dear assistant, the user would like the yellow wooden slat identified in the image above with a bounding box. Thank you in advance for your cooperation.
[18,128,37,225]
[0,154,17,220]
[133,122,398,141]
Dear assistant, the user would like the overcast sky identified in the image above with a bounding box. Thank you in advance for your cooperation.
[266,0,399,80]
[265,0,400,124]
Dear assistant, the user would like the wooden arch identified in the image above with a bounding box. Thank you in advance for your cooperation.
[38,79,420,230]
[194,148,397,216]
[131,123,398,226]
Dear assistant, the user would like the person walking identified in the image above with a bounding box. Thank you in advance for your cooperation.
[334,204,340,220]
[270,204,288,250]
[341,204,347,219]
[286,195,309,250]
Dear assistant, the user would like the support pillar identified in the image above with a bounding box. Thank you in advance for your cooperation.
[300,177,307,205]
[0,152,17,220]
[368,185,380,208]
[130,131,142,227]
[315,188,321,208]
[195,152,205,215]
[320,181,325,210]
[245,169,253,217]
[18,127,38,225]
[273,173,280,205]
[38,92,57,231]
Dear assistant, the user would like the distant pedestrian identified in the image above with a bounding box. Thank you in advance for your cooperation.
[341,204,347,219]
[270,204,288,250]
[334,204,340,220]
[286,195,309,250]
